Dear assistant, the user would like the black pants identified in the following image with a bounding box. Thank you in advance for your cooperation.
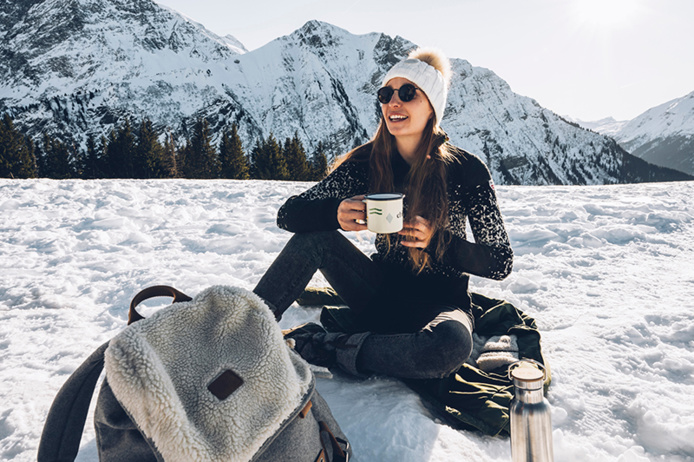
[253,231,473,379]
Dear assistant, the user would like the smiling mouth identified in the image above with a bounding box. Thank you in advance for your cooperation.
[388,114,408,122]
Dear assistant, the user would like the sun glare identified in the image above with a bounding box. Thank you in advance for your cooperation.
[571,0,642,28]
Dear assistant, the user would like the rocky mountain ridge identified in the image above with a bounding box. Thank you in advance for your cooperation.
[596,92,694,176]
[1,0,690,184]
[572,117,628,138]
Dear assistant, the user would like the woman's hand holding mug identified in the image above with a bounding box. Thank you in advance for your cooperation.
[338,195,368,232]
[339,194,429,245]
[399,216,433,249]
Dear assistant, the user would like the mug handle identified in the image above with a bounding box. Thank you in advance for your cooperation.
[358,198,368,225]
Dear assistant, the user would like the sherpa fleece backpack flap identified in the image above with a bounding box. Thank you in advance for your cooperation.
[38,285,351,462]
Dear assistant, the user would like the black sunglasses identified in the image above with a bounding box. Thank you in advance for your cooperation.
[377,83,420,104]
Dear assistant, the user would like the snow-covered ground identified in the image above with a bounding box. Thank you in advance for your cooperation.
[1,179,693,461]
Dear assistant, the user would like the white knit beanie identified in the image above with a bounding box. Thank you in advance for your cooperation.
[382,54,448,125]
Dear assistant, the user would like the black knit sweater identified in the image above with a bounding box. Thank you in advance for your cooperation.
[276,143,513,311]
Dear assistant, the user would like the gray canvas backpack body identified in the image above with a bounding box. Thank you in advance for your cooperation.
[38,285,350,462]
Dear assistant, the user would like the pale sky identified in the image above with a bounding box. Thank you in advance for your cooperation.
[155,0,694,122]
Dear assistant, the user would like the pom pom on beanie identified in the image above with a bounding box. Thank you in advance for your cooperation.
[408,47,452,87]
[382,47,451,125]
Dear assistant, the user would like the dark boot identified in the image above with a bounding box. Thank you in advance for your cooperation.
[283,323,370,376]
[283,323,334,367]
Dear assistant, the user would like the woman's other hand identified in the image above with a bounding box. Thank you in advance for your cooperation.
[399,216,433,249]
[338,195,368,232]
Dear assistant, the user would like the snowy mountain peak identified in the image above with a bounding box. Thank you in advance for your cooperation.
[296,19,345,40]
[617,90,694,144]
[0,0,241,90]
[220,34,248,54]
[293,21,362,58]
[1,5,690,184]
[608,90,694,176]
[573,116,629,137]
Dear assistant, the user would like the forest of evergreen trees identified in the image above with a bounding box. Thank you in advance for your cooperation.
[0,113,330,181]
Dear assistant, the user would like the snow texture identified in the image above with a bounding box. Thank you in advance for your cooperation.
[1,178,693,461]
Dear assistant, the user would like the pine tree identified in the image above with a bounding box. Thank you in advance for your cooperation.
[34,140,45,176]
[283,132,311,181]
[38,134,73,179]
[69,141,85,179]
[251,134,288,180]
[219,123,249,179]
[0,113,37,178]
[118,120,137,178]
[25,137,38,177]
[82,134,104,179]
[310,141,329,180]
[102,129,117,178]
[177,136,190,178]
[183,118,220,178]
[249,139,263,179]
[104,120,136,178]
[162,133,179,178]
[134,118,166,178]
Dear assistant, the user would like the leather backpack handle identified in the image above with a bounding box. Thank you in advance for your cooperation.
[128,285,193,325]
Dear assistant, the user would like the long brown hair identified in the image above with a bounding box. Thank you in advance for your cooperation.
[334,116,456,273]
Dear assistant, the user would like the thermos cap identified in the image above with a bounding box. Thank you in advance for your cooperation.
[510,360,545,389]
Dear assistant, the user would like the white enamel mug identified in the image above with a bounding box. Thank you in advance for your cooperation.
[363,193,404,234]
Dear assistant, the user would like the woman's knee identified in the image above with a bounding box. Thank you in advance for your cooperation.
[286,230,343,251]
[287,230,339,245]
[423,320,473,377]
[284,231,341,259]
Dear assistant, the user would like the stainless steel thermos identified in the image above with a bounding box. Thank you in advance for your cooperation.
[509,360,554,462]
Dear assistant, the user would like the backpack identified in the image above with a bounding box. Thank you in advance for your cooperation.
[38,285,351,462]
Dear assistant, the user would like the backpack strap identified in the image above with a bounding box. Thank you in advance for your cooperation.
[319,421,350,462]
[37,341,109,462]
[39,286,192,461]
[128,285,192,325]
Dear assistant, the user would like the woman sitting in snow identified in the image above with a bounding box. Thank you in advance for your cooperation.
[253,47,513,379]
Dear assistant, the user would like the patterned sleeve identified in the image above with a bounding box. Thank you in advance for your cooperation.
[440,158,513,280]
[277,160,369,233]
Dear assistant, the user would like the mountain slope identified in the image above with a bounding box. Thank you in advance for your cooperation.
[0,0,247,135]
[1,2,690,184]
[572,117,628,137]
[610,91,694,176]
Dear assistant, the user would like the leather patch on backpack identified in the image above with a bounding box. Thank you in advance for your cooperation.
[208,369,244,400]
